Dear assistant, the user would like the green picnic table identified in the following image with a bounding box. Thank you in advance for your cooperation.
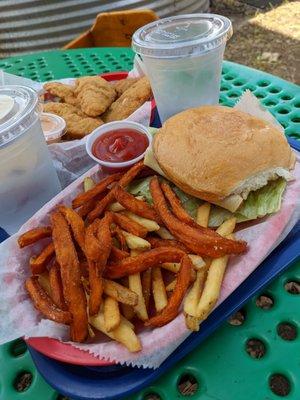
[0,47,299,400]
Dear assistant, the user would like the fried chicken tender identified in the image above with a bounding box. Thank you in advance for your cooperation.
[74,76,116,117]
[102,77,152,123]
[43,82,77,105]
[113,78,140,97]
[43,102,103,140]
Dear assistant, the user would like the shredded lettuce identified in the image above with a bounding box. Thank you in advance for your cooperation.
[128,176,154,205]
[128,176,287,227]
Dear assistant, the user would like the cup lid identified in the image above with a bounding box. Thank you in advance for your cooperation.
[132,13,232,58]
[40,112,66,142]
[0,85,39,147]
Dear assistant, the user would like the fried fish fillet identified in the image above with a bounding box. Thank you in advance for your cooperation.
[74,76,116,117]
[43,102,103,140]
[43,82,77,105]
[102,77,152,122]
[113,78,140,97]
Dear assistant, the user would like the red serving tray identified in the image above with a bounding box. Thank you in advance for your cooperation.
[26,337,115,366]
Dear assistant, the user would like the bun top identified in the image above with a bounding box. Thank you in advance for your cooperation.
[153,105,295,202]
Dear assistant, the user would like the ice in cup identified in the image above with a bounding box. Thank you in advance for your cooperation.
[0,86,61,234]
[132,14,232,123]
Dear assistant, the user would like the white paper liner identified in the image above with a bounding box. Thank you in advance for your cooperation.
[0,75,299,368]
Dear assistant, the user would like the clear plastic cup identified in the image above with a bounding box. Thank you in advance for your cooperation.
[132,14,232,123]
[0,86,61,234]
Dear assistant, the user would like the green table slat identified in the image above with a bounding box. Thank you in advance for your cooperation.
[0,48,299,400]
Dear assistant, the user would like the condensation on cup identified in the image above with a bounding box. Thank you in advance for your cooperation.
[0,86,61,234]
[132,14,232,123]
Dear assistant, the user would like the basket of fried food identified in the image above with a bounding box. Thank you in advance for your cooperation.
[42,76,152,140]
[18,161,247,352]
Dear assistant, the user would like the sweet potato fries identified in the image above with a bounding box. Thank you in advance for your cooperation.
[20,161,247,351]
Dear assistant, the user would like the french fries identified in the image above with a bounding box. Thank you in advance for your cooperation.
[18,226,52,248]
[83,176,95,192]
[88,324,96,338]
[111,225,127,251]
[128,272,148,321]
[49,263,67,310]
[30,242,55,274]
[103,279,138,306]
[59,206,86,252]
[25,276,72,324]
[141,268,152,310]
[147,237,189,252]
[85,224,104,316]
[156,227,174,240]
[19,160,247,351]
[166,279,176,292]
[72,173,122,209]
[108,201,125,212]
[188,255,206,270]
[184,270,207,331]
[150,177,246,258]
[104,297,121,331]
[161,262,180,274]
[184,270,207,316]
[109,246,129,262]
[161,182,199,228]
[194,219,236,322]
[122,230,151,251]
[195,254,229,320]
[121,303,135,321]
[87,160,144,222]
[85,214,112,316]
[51,211,88,342]
[108,196,145,213]
[162,255,205,273]
[184,203,210,330]
[152,267,168,312]
[196,203,211,227]
[90,313,141,352]
[122,211,160,232]
[38,271,51,295]
[110,212,148,238]
[146,255,192,327]
[105,247,185,279]
[114,184,161,223]
[216,217,237,236]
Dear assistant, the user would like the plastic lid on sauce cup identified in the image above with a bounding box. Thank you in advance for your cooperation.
[132,13,232,58]
[86,121,152,171]
[40,112,66,144]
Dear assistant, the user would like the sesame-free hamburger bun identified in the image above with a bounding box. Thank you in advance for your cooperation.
[152,106,295,212]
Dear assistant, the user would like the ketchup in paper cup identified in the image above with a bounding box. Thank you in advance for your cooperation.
[86,121,152,173]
